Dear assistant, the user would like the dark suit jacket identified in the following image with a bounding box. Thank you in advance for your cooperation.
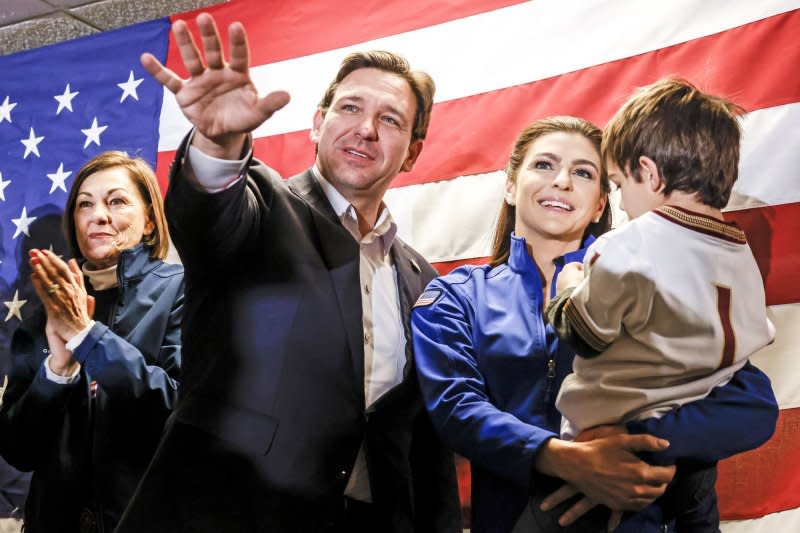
[118,137,461,532]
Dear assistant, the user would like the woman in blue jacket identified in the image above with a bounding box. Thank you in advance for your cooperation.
[411,116,777,533]
[0,151,183,532]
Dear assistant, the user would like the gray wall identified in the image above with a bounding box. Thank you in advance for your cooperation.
[0,0,226,56]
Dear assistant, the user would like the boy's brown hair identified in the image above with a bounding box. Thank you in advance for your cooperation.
[602,78,744,209]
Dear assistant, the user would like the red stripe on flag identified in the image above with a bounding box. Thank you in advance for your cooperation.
[160,9,800,186]
[718,407,800,520]
[156,149,175,195]
[166,0,525,78]
[725,202,800,306]
[399,7,800,187]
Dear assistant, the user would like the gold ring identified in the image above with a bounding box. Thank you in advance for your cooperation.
[46,284,59,295]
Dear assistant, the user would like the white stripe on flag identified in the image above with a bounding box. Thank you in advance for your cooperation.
[722,506,800,533]
[157,0,800,150]
[383,103,800,264]
[752,303,800,410]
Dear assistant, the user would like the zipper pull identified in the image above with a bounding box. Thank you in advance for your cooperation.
[544,358,556,402]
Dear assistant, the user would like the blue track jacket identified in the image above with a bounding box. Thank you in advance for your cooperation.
[411,234,778,533]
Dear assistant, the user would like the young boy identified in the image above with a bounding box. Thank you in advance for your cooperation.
[546,78,775,531]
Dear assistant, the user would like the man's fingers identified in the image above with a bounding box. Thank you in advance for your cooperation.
[540,483,580,511]
[87,295,96,319]
[140,53,183,94]
[173,18,205,77]
[257,90,291,120]
[197,12,225,69]
[228,21,250,74]
[558,496,598,526]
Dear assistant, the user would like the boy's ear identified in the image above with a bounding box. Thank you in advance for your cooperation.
[638,156,664,193]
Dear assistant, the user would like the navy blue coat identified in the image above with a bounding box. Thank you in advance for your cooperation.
[0,244,183,532]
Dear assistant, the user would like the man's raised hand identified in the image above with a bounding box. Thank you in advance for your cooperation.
[140,13,290,158]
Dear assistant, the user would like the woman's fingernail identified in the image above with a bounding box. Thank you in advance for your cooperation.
[31,257,40,265]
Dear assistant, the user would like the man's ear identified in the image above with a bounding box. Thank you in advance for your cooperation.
[310,108,324,144]
[401,139,424,173]
[638,156,664,193]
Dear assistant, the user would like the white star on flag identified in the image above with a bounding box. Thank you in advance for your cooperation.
[81,117,108,148]
[48,244,63,259]
[3,290,27,322]
[21,127,44,158]
[0,172,10,201]
[117,70,144,102]
[0,95,16,124]
[54,83,79,114]
[11,206,36,239]
[46,162,72,193]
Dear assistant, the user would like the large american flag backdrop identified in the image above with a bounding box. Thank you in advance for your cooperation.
[0,1,798,529]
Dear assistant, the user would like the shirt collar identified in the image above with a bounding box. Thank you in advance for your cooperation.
[508,232,597,274]
[311,165,398,256]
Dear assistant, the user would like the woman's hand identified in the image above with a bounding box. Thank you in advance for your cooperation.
[44,321,79,377]
[536,426,632,530]
[535,426,675,519]
[557,262,584,293]
[30,249,95,343]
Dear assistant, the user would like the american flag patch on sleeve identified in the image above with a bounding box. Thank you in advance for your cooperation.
[414,289,442,308]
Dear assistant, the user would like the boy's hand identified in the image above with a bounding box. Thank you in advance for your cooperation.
[557,262,584,293]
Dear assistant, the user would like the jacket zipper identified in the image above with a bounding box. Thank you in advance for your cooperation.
[544,358,556,403]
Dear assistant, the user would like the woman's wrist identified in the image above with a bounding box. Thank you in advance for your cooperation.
[534,437,579,479]
[64,320,96,352]
[47,356,80,378]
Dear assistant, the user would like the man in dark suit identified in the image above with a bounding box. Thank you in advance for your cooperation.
[118,12,461,533]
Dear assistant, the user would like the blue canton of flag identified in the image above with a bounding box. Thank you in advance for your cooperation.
[0,18,169,325]
[0,19,169,516]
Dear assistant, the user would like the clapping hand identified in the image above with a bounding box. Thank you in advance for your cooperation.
[30,250,95,376]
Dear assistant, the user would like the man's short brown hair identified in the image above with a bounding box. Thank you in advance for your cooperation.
[318,50,435,141]
[602,78,744,209]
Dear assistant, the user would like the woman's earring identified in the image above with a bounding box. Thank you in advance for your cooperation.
[505,192,516,206]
